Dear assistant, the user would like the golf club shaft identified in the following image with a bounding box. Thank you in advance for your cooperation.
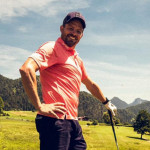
[108,110,119,150]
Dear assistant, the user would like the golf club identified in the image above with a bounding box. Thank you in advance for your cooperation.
[108,110,119,150]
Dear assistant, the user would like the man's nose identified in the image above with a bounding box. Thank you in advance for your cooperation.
[71,30,77,36]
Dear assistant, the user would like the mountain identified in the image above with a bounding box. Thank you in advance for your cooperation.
[129,98,148,107]
[127,101,150,115]
[0,74,150,124]
[111,97,128,109]
[117,101,150,124]
[111,97,149,109]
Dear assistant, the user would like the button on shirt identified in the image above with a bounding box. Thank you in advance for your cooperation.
[30,38,88,120]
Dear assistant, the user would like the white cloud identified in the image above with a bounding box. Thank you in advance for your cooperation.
[97,7,110,14]
[83,32,150,49]
[0,0,55,21]
[96,0,150,14]
[0,45,32,79]
[85,61,150,76]
[0,0,90,22]
[18,26,28,33]
[84,60,150,85]
[81,60,150,103]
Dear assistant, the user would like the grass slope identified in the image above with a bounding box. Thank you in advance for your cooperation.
[0,111,150,150]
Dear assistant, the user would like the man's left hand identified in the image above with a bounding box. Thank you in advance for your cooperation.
[104,101,117,116]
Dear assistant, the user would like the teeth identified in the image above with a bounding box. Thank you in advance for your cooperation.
[69,36,75,40]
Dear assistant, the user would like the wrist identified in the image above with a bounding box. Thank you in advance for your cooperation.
[102,97,109,105]
[37,104,43,111]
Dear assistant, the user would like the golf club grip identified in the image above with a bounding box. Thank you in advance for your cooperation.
[108,110,113,123]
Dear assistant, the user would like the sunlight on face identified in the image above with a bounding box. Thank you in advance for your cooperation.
[60,19,84,48]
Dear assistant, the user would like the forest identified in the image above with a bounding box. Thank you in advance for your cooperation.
[0,74,150,124]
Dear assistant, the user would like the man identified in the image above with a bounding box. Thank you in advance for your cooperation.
[20,12,117,150]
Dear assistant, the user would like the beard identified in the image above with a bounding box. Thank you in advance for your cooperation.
[62,34,79,47]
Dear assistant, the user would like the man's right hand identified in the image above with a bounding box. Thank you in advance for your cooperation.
[38,102,67,119]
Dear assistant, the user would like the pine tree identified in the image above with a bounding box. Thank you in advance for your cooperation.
[133,110,150,139]
[0,97,4,114]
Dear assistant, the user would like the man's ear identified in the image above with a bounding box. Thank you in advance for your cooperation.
[60,25,64,33]
[81,32,83,38]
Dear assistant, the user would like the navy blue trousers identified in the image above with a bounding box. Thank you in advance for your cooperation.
[35,114,87,150]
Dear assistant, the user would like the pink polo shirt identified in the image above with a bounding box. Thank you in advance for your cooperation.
[30,38,88,120]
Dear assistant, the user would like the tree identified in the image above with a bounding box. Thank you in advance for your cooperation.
[0,96,4,114]
[103,112,120,125]
[92,120,99,125]
[133,110,150,139]
[103,112,110,124]
[114,118,120,125]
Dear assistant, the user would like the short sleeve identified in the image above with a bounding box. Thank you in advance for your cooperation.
[30,41,57,70]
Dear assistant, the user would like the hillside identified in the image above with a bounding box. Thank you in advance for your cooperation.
[0,74,150,124]
[117,101,150,124]
[79,91,105,122]
[0,74,42,111]
[126,101,150,115]
[0,74,105,122]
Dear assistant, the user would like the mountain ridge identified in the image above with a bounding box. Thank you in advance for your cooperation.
[111,97,149,109]
[0,74,150,124]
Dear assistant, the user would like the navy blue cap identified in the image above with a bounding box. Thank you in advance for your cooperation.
[63,12,86,29]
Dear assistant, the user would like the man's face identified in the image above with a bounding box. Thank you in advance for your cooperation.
[60,19,84,48]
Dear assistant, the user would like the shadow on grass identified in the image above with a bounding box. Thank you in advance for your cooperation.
[127,136,149,141]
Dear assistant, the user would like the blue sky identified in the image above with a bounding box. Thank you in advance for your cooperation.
[0,0,150,103]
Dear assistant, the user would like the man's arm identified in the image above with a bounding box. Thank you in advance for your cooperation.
[82,77,106,102]
[19,58,41,110]
[82,77,117,116]
[19,58,66,118]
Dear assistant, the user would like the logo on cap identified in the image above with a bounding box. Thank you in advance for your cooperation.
[75,12,80,17]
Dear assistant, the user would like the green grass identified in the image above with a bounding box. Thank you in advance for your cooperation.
[0,111,150,150]
[82,125,150,150]
[0,111,39,150]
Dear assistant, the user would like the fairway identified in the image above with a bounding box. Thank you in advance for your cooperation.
[0,111,150,150]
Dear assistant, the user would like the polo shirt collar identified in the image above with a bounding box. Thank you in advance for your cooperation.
[57,37,78,56]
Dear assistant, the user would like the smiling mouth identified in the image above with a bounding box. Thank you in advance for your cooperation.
[68,35,77,40]
[64,35,78,47]
[69,36,75,40]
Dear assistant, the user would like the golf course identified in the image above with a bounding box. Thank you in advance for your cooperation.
[0,111,150,150]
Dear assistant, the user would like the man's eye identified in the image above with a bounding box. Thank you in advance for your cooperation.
[68,28,73,31]
[77,31,82,34]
